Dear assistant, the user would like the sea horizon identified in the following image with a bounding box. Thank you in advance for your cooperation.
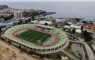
[0,1,95,20]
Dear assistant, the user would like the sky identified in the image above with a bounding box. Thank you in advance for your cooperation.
[0,0,95,20]
[1,0,95,2]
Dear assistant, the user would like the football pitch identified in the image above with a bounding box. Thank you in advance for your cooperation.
[16,30,51,44]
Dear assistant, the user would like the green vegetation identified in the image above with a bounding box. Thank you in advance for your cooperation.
[16,30,51,44]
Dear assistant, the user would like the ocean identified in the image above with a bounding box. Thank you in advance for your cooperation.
[0,1,95,20]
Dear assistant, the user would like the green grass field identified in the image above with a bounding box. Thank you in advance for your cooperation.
[16,30,51,44]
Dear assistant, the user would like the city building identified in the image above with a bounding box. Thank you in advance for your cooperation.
[14,10,23,19]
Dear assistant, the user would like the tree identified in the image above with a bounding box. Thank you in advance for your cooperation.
[83,30,92,42]
[0,27,2,35]
[45,23,48,26]
[75,18,81,22]
[72,28,76,34]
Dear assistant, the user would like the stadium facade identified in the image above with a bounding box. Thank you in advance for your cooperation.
[3,24,69,54]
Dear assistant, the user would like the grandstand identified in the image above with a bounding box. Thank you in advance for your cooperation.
[3,24,69,54]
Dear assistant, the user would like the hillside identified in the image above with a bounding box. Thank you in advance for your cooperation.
[0,5,9,10]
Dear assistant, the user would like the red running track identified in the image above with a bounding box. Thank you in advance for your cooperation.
[12,28,59,47]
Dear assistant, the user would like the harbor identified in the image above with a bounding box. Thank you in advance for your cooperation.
[0,4,95,60]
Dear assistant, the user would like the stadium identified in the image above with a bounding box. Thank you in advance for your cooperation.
[3,24,69,54]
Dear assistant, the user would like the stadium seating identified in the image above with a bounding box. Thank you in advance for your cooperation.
[4,24,69,54]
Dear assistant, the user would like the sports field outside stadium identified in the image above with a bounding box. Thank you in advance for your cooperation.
[16,30,51,45]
